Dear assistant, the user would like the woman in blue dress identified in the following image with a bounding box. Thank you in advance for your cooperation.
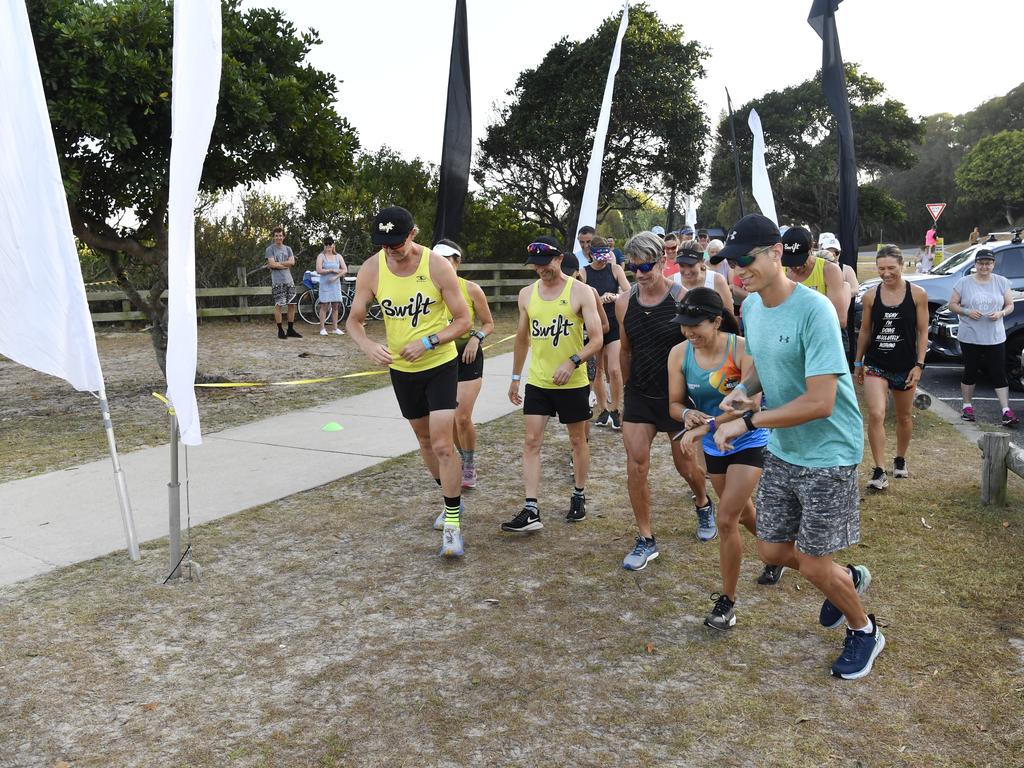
[316,236,347,335]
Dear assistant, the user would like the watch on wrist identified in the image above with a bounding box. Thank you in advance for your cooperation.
[511,374,522,382]
[570,354,583,368]
[742,410,757,432]
[428,333,441,348]
[471,330,485,341]
[915,361,926,370]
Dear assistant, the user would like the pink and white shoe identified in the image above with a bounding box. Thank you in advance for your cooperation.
[461,464,477,489]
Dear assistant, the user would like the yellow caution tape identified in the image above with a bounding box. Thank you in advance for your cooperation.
[84,277,121,287]
[168,334,517,391]
[151,392,176,415]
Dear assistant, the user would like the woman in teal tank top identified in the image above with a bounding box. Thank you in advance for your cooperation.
[667,288,769,631]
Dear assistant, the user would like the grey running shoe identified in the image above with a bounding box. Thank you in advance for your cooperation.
[623,536,659,571]
[819,564,872,629]
[756,564,786,585]
[892,456,909,478]
[704,593,737,631]
[695,498,717,542]
[868,467,889,490]
[440,524,464,557]
[501,507,543,533]
[595,409,610,427]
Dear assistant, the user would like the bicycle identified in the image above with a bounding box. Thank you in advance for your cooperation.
[297,272,383,325]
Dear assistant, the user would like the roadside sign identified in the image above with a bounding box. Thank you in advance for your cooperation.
[926,203,946,222]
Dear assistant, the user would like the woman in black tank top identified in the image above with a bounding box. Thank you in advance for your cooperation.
[581,237,631,427]
[853,245,930,490]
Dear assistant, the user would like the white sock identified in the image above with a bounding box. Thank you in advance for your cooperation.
[850,618,874,634]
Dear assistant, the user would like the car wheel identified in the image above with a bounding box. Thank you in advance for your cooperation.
[1007,333,1024,393]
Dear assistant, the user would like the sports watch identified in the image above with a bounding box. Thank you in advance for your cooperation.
[428,333,441,348]
[570,354,583,368]
[742,410,757,432]
[470,330,486,342]
[915,361,926,370]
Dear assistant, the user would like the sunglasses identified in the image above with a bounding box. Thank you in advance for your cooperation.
[527,242,561,256]
[591,246,614,260]
[626,260,659,274]
[676,304,719,319]
[726,245,773,269]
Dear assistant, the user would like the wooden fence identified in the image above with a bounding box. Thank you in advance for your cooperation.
[85,262,537,323]
[978,432,1024,505]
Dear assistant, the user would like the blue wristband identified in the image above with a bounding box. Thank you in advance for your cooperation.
[707,417,717,433]
[421,336,433,351]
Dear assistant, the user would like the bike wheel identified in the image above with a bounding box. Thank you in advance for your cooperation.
[367,300,383,321]
[296,290,320,325]
[336,296,351,324]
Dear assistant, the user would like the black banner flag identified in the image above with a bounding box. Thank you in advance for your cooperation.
[809,0,858,273]
[433,0,472,242]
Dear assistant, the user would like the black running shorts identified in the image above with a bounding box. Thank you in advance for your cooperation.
[523,383,591,424]
[456,344,484,382]
[389,358,459,420]
[622,389,683,434]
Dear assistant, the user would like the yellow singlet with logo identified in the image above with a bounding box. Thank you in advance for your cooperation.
[443,276,476,345]
[800,256,827,296]
[527,277,588,389]
[376,247,457,373]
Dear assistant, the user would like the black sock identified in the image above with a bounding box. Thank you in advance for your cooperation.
[277,322,284,331]
[435,477,442,486]
[573,486,585,498]
[287,322,294,330]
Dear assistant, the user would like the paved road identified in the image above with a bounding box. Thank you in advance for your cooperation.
[919,357,1024,449]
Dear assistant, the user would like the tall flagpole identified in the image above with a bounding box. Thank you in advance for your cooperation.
[725,88,745,218]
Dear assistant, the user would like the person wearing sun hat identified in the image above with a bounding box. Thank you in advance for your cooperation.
[712,213,884,680]
[580,236,630,429]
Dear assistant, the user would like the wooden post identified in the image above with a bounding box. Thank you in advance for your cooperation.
[236,266,249,323]
[979,432,1010,505]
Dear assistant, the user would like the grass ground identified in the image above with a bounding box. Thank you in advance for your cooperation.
[1,390,1022,767]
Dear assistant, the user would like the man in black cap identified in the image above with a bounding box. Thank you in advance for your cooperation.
[781,226,849,329]
[711,213,884,680]
[503,236,603,533]
[346,205,472,558]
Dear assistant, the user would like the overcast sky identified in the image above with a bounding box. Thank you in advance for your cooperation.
[242,0,1019,177]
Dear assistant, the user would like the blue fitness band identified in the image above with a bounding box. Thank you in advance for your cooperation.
[421,336,433,350]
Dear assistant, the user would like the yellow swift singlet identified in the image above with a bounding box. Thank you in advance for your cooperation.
[526,277,587,389]
[376,247,457,373]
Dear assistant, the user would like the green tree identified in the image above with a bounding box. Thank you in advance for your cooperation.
[475,4,707,247]
[29,0,358,369]
[955,130,1024,226]
[699,65,922,237]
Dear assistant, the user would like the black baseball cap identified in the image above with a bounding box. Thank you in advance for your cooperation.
[560,251,580,275]
[715,214,782,264]
[674,243,705,266]
[371,206,415,246]
[780,227,812,267]
[975,248,996,261]
[671,288,725,326]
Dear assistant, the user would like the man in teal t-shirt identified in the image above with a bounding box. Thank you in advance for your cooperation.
[712,214,883,681]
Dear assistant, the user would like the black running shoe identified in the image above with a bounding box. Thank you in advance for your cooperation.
[501,507,543,533]
[756,564,785,585]
[609,410,622,430]
[594,410,610,427]
[277,327,287,339]
[566,494,586,522]
[286,326,303,338]
[704,593,737,631]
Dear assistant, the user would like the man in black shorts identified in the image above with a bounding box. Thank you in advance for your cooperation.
[503,238,603,533]
[615,232,714,570]
[346,206,470,558]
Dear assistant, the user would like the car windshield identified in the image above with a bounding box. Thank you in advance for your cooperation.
[930,248,974,275]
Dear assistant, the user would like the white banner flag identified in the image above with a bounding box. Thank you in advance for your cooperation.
[0,0,104,393]
[747,108,778,226]
[166,0,222,446]
[574,2,629,265]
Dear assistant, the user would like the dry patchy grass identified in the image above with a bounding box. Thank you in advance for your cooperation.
[0,403,1022,767]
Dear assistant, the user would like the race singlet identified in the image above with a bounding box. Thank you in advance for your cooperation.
[526,278,588,389]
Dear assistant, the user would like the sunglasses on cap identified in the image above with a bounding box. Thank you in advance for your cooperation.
[625,260,659,274]
[527,242,561,256]
[591,245,615,260]
[676,303,721,319]
[726,245,774,269]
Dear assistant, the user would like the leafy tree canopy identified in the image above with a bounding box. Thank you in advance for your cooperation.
[29,0,359,366]
[475,4,707,247]
[955,129,1024,226]
[699,64,922,237]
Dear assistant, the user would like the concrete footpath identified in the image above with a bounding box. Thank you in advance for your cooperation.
[0,352,521,586]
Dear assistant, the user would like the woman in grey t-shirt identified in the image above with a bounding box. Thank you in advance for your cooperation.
[949,249,1018,426]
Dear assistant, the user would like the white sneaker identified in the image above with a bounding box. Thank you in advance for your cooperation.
[868,467,889,490]
[333,329,345,335]
[319,329,328,336]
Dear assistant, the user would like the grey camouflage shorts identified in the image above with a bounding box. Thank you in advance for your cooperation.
[756,452,860,557]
